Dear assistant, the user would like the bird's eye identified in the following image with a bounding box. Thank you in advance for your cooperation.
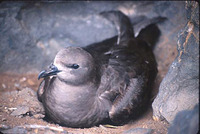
[71,64,79,69]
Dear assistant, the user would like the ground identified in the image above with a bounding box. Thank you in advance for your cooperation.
[0,73,169,134]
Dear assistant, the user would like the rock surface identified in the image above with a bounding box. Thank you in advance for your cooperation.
[123,128,153,134]
[152,1,199,123]
[0,125,68,134]
[168,104,199,134]
[10,105,29,117]
[0,87,45,119]
[0,1,186,76]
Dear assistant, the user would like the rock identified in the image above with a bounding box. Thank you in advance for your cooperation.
[3,107,9,114]
[168,104,199,134]
[0,124,10,130]
[44,130,56,134]
[2,83,6,89]
[0,1,186,75]
[0,125,68,134]
[0,2,116,73]
[1,118,7,121]
[33,113,45,119]
[0,126,27,134]
[152,1,199,123]
[14,83,21,89]
[19,77,27,82]
[123,128,153,134]
[10,105,29,117]
[27,79,34,86]
[1,87,45,119]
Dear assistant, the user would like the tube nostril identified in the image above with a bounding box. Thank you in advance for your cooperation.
[38,70,46,80]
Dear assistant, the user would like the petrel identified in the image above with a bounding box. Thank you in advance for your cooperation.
[38,11,159,128]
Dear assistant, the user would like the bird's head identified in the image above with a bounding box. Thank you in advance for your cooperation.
[38,47,95,85]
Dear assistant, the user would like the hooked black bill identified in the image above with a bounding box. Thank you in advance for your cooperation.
[38,64,61,80]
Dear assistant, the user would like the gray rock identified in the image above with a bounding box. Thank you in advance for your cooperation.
[10,105,29,117]
[0,124,10,131]
[0,2,116,73]
[1,126,27,134]
[152,1,199,123]
[168,104,199,134]
[0,125,68,134]
[123,128,153,134]
[0,1,186,75]
[1,87,45,119]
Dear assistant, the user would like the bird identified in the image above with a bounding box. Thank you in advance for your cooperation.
[37,11,159,128]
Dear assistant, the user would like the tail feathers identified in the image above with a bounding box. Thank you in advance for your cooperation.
[132,16,167,37]
[100,11,134,45]
[137,24,161,50]
[133,16,167,49]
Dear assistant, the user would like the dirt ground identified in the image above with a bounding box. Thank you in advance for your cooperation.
[0,73,169,134]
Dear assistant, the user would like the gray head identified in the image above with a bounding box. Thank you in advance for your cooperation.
[39,47,95,85]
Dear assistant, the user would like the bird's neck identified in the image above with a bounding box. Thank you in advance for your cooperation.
[49,77,98,103]
[52,77,111,110]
